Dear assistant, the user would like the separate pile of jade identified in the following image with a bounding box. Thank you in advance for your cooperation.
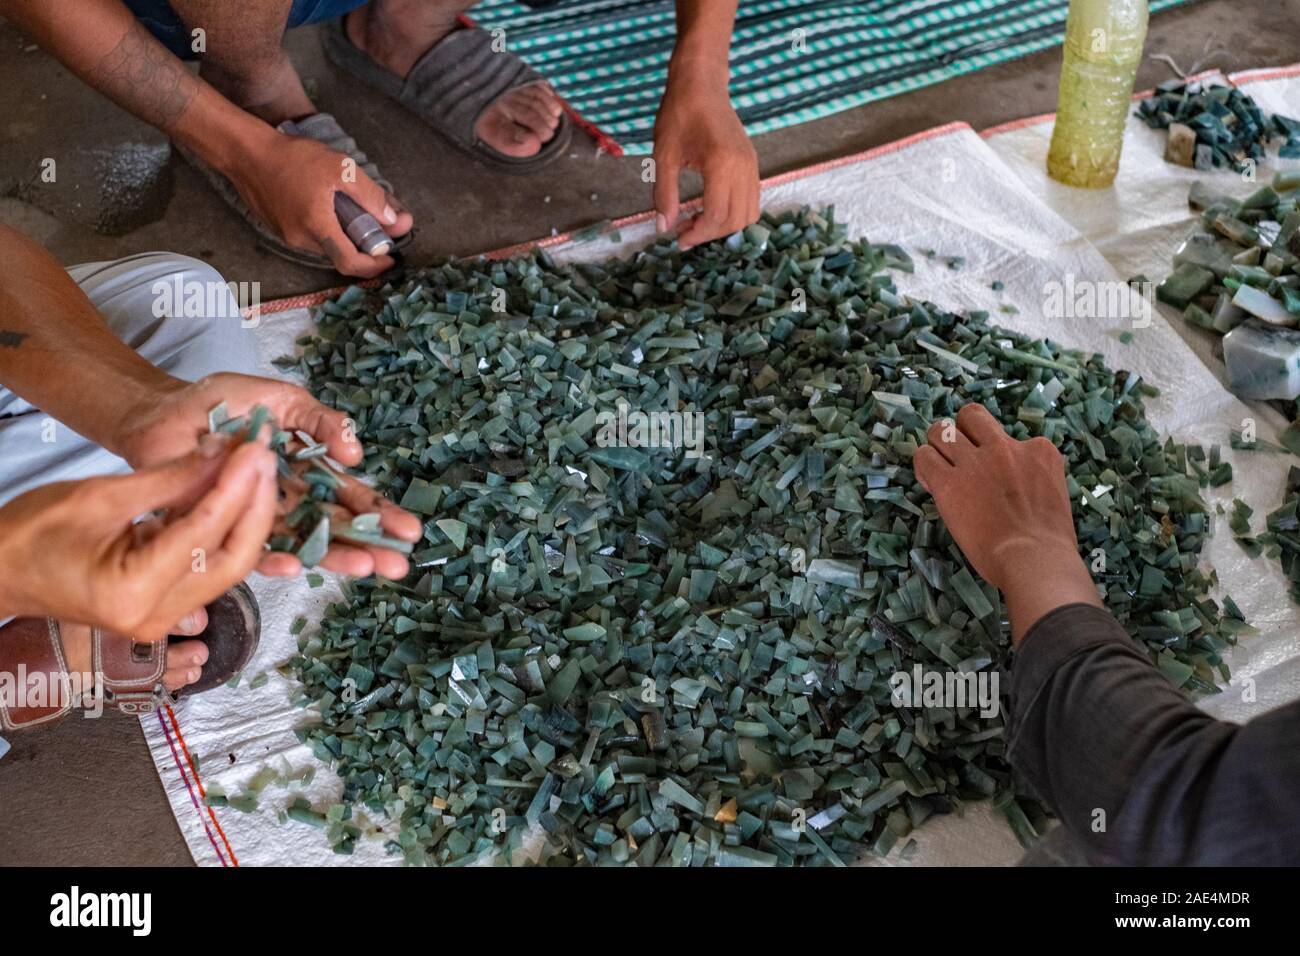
[277,208,1247,864]
[1137,80,1300,171]
[1263,470,1300,604]
[1156,169,1300,335]
[1230,466,1300,606]
[1154,175,1300,605]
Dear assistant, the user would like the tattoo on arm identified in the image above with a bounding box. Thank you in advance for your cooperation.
[0,331,29,349]
[89,22,199,130]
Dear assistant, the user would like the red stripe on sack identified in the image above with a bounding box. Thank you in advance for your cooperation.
[165,704,240,867]
[156,707,229,867]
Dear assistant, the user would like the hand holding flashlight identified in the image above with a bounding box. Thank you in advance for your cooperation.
[334,193,393,257]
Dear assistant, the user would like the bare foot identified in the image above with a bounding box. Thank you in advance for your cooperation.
[59,609,211,696]
[472,82,564,158]
[344,8,563,158]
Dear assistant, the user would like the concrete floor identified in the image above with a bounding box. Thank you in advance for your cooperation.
[0,0,1295,866]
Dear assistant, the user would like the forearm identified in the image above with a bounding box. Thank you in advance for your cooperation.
[671,0,738,84]
[1008,604,1300,864]
[2,0,273,174]
[0,225,183,457]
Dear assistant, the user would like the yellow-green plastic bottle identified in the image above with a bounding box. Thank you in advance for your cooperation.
[1047,0,1149,188]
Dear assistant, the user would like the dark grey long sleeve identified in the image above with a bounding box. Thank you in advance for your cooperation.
[1006,603,1300,865]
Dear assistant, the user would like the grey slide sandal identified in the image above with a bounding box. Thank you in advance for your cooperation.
[176,112,409,270]
[322,18,571,173]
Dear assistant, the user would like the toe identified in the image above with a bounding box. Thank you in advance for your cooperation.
[473,86,562,158]
[163,639,209,691]
[172,607,208,636]
[475,109,544,158]
[520,83,563,122]
[509,98,560,138]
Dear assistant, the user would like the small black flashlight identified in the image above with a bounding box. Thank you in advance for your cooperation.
[334,192,393,257]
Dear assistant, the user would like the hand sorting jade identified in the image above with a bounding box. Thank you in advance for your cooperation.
[0,434,277,644]
[0,386,421,643]
[652,51,760,250]
[124,372,422,580]
[912,403,1103,644]
[0,225,420,643]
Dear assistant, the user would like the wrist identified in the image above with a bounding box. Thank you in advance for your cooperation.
[30,360,184,464]
[989,535,1073,585]
[996,541,1101,645]
[667,50,729,89]
[173,95,279,179]
[110,373,189,464]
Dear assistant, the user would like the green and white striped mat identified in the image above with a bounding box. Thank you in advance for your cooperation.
[472,0,1199,154]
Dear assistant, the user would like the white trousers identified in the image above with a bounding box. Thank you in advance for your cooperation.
[0,252,261,508]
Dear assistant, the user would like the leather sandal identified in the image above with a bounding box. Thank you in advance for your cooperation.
[0,583,260,731]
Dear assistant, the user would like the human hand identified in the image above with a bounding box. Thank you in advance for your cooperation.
[0,435,276,644]
[120,372,422,580]
[652,62,759,251]
[912,403,1100,642]
[228,129,414,277]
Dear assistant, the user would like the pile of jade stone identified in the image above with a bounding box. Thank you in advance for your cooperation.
[1264,467,1300,604]
[1158,172,1300,400]
[1230,464,1300,606]
[279,208,1245,864]
[1138,80,1300,171]
[1161,175,1300,609]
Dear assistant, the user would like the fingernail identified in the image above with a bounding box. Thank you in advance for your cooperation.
[656,214,668,233]
[190,654,202,665]
[188,669,200,682]
[199,432,230,457]
[383,204,397,225]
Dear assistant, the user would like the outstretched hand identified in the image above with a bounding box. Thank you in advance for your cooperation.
[912,403,1101,642]
[123,372,422,579]
[652,64,759,251]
